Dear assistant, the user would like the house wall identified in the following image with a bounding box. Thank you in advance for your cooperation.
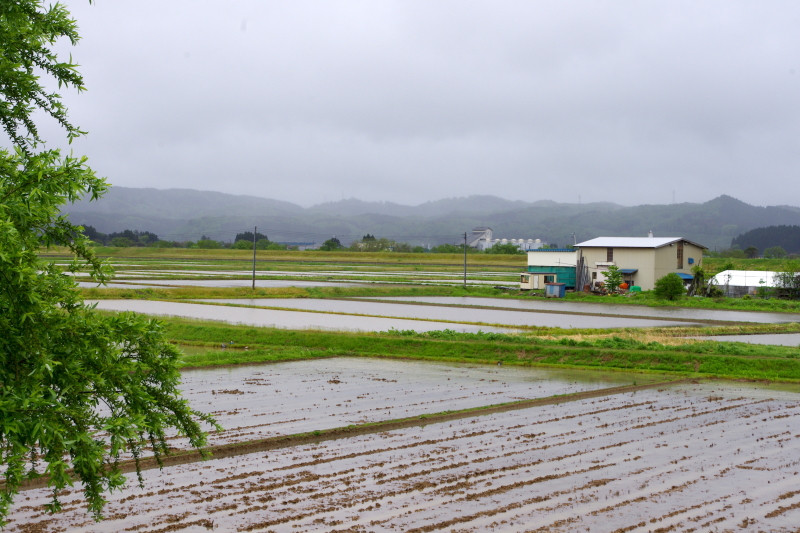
[579,240,705,290]
[580,247,657,289]
[526,250,579,268]
[525,266,577,288]
[653,242,704,284]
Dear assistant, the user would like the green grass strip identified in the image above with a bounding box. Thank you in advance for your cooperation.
[165,319,800,381]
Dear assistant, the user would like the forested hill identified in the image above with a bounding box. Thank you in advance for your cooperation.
[732,225,800,254]
[62,188,800,249]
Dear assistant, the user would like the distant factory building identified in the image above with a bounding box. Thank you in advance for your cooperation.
[467,227,494,250]
[468,227,547,252]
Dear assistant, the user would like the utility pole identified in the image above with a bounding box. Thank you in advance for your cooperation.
[463,232,467,288]
[252,226,257,290]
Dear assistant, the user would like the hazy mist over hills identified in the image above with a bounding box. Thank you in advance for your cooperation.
[63,188,800,250]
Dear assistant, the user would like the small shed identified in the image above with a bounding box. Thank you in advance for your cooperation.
[545,283,566,298]
[526,249,579,289]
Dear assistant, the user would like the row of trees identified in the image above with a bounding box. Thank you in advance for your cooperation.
[731,225,800,255]
[91,229,553,255]
[706,245,796,259]
[317,235,561,255]
[85,228,292,250]
[83,226,161,247]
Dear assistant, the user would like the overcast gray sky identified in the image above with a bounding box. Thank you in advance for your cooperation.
[43,1,800,207]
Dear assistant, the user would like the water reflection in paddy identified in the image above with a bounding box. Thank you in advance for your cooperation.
[367,295,800,323]
[89,299,515,333]
[176,358,660,448]
[194,298,705,329]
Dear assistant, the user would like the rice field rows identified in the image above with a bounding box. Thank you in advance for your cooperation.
[166,359,641,450]
[9,381,800,532]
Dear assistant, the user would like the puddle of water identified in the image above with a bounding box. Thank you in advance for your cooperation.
[88,299,516,333]
[367,296,800,323]
[193,298,706,329]
[690,333,800,346]
[12,380,800,532]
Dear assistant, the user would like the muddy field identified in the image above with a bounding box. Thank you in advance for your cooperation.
[9,380,800,532]
[173,359,651,449]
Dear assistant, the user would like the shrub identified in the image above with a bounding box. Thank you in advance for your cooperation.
[707,286,725,298]
[603,265,623,295]
[320,237,343,251]
[653,273,686,300]
[196,239,221,249]
[485,243,525,255]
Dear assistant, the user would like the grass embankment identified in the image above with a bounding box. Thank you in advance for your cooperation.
[703,257,798,273]
[43,246,528,267]
[80,284,504,300]
[162,318,800,381]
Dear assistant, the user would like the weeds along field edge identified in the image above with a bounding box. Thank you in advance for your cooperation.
[154,318,800,382]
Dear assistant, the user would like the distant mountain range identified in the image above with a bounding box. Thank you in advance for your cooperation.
[62,187,800,250]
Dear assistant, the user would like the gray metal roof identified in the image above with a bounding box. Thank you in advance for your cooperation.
[575,237,707,249]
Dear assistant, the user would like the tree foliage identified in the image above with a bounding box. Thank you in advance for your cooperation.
[234,231,267,243]
[602,265,623,295]
[744,246,759,258]
[320,237,343,251]
[0,1,217,524]
[687,264,706,297]
[764,246,787,259]
[731,225,800,255]
[485,243,525,255]
[774,261,800,300]
[653,273,686,300]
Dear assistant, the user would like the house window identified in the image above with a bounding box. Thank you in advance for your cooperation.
[592,271,597,280]
[544,275,555,283]
[606,247,613,262]
[677,241,684,269]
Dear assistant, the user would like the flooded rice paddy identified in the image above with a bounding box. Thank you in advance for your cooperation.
[89,300,515,333]
[112,269,519,281]
[10,377,800,532]
[82,279,366,288]
[368,296,800,324]
[175,358,651,449]
[192,298,705,329]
